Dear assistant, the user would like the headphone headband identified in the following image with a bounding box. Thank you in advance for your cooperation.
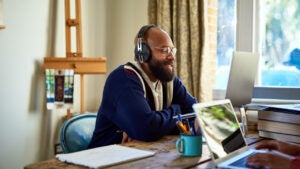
[137,24,156,39]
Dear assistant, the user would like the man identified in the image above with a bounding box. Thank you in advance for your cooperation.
[88,24,197,148]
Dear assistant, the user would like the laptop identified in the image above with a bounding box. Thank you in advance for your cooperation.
[193,99,266,169]
[225,51,259,107]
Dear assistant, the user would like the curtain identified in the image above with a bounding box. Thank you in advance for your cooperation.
[148,0,214,102]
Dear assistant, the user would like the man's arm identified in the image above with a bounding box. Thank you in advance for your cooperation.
[104,71,181,141]
[172,77,198,114]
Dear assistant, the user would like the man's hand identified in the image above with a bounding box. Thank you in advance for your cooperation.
[121,132,134,144]
[246,150,293,169]
[255,140,300,156]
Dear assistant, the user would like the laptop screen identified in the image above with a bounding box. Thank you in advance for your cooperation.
[193,100,246,160]
[225,51,259,107]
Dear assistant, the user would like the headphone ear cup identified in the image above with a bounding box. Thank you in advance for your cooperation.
[135,42,151,62]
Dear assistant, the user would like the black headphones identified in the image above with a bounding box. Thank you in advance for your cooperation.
[134,24,156,62]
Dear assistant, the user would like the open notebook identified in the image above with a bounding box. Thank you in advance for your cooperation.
[56,144,155,168]
[193,99,266,169]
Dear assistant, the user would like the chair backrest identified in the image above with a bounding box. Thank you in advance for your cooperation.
[59,113,97,153]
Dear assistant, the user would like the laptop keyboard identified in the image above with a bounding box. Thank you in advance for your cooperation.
[229,152,256,168]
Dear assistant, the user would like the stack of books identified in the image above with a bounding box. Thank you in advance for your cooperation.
[243,104,263,133]
[257,104,300,143]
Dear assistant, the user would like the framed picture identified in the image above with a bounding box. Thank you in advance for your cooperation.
[0,0,4,29]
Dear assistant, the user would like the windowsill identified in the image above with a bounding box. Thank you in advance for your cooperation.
[251,98,300,104]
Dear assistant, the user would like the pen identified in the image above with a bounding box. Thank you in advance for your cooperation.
[173,112,196,120]
[189,120,197,136]
[176,121,190,135]
[184,119,190,131]
[177,114,183,122]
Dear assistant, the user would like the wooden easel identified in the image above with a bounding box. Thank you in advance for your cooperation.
[44,0,106,118]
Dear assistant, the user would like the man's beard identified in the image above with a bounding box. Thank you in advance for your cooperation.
[148,58,175,82]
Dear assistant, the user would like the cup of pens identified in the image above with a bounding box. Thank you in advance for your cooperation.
[175,116,202,157]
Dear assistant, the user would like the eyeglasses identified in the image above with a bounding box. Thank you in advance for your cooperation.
[155,46,177,56]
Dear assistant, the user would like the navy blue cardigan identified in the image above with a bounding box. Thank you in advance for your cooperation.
[88,63,197,148]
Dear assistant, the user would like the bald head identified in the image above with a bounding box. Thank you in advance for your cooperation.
[134,25,172,46]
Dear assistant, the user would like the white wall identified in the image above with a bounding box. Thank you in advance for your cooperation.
[0,0,147,168]
[105,0,149,72]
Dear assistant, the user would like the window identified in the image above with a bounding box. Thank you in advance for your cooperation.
[215,0,300,102]
[215,0,236,89]
[259,0,300,87]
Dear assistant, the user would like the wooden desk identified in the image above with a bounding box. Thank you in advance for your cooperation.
[24,135,212,169]
[24,133,263,169]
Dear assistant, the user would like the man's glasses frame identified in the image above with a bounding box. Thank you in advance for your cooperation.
[154,46,177,56]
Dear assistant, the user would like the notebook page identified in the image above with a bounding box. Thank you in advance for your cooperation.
[56,144,155,168]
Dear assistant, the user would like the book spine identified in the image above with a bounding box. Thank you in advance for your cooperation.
[46,69,55,109]
[54,69,65,105]
[45,69,52,102]
[258,130,300,144]
[257,120,300,136]
[258,110,300,124]
[266,107,300,114]
[50,69,55,102]
[64,70,74,104]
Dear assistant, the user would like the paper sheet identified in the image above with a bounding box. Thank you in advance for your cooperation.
[56,144,155,168]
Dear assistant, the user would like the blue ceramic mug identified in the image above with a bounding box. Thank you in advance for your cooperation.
[176,135,202,157]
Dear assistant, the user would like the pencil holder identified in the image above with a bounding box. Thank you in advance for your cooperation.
[176,135,202,157]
